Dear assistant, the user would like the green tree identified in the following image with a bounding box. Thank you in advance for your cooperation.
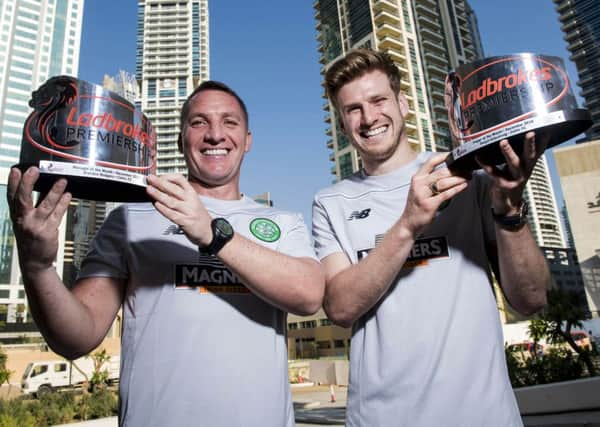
[528,287,596,376]
[0,347,11,385]
[89,349,110,390]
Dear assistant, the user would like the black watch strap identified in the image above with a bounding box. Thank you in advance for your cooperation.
[492,200,528,229]
[201,218,234,255]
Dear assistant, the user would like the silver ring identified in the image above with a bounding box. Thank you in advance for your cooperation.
[429,181,439,196]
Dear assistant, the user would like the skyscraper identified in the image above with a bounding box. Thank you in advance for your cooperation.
[136,0,210,175]
[0,0,84,322]
[524,159,566,248]
[554,0,600,141]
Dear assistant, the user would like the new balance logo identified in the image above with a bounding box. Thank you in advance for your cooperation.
[163,224,184,235]
[347,208,371,221]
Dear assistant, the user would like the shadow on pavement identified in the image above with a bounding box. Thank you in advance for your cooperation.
[294,402,346,425]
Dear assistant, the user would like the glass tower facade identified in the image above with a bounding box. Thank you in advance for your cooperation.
[0,0,84,322]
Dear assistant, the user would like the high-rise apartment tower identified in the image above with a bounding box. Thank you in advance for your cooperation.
[136,0,210,175]
[554,0,600,141]
[0,0,84,322]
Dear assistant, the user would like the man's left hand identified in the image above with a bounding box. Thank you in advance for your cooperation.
[146,174,213,246]
[477,131,549,215]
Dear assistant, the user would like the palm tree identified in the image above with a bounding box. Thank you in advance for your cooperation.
[529,287,596,377]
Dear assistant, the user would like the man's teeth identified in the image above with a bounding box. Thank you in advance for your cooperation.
[203,149,228,156]
[364,126,387,137]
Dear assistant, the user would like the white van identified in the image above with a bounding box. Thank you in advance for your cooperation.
[21,356,119,396]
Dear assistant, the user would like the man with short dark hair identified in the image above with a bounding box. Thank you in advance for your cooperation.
[312,49,550,426]
[8,80,325,426]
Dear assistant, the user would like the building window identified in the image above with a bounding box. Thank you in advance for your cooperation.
[319,318,332,327]
[300,320,317,329]
[317,340,331,349]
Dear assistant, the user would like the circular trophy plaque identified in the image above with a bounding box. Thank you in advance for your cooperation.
[15,75,156,202]
[444,53,592,171]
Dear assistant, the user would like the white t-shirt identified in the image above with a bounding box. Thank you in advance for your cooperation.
[79,195,316,427]
[312,152,522,427]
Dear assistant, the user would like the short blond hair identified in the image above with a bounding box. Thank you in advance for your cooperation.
[324,49,402,110]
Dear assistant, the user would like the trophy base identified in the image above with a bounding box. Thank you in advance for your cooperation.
[446,109,592,172]
[14,163,152,202]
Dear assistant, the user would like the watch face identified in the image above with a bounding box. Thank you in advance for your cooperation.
[215,218,233,236]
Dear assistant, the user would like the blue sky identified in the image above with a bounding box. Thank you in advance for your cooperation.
[79,1,576,223]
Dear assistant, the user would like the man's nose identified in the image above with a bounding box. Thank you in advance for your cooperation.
[205,123,225,143]
[361,104,377,126]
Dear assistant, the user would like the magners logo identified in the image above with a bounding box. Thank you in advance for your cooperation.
[175,262,249,294]
[357,236,450,268]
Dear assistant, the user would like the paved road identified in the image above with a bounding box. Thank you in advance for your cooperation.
[53,384,600,427]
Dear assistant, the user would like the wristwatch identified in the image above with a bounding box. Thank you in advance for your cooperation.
[491,200,529,230]
[200,218,234,255]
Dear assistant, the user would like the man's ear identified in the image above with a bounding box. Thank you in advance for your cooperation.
[397,92,409,118]
[244,130,253,153]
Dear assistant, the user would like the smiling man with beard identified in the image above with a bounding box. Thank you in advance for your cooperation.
[312,49,550,426]
[7,80,325,427]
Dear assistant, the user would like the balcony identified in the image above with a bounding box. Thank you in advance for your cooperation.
[564,28,581,42]
[386,46,407,63]
[418,15,441,30]
[424,51,447,67]
[430,88,445,101]
[422,38,445,54]
[428,62,448,77]
[419,27,443,43]
[374,9,400,27]
[432,101,447,113]
[376,22,402,38]
[378,36,404,52]
[405,121,418,136]
[429,74,446,87]
[567,39,584,52]
[555,0,573,13]
[372,0,398,15]
[408,135,421,150]
[570,49,586,61]
[415,4,437,22]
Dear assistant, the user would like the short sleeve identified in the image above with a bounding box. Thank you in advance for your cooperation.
[277,213,318,260]
[77,205,129,281]
[312,195,344,261]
